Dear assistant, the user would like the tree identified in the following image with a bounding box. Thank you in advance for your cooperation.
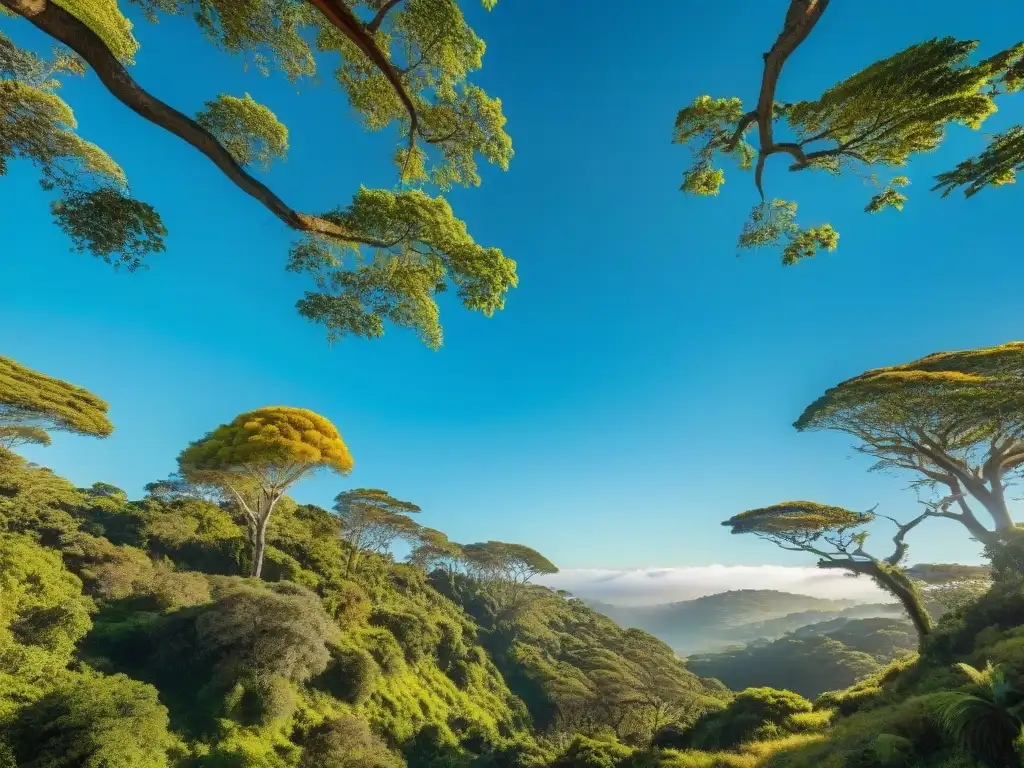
[0,355,112,449]
[461,541,558,585]
[407,526,463,573]
[7,670,174,768]
[334,487,421,576]
[795,342,1024,545]
[300,715,402,768]
[197,578,341,686]
[673,0,1024,264]
[1,0,516,349]
[722,501,935,640]
[178,406,353,578]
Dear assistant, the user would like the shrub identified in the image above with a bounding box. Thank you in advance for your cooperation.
[685,688,813,750]
[549,735,633,768]
[301,716,403,768]
[7,670,173,768]
[312,644,380,704]
[198,578,340,684]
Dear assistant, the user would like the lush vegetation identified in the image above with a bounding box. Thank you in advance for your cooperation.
[686,618,918,699]
[592,591,862,655]
[674,0,1024,264]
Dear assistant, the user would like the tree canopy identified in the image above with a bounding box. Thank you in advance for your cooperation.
[461,540,558,585]
[0,355,113,446]
[673,0,1024,264]
[723,501,934,639]
[333,487,422,575]
[795,342,1024,539]
[179,406,353,577]
[1,0,516,348]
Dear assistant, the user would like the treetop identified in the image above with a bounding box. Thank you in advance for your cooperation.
[723,501,873,536]
[0,355,113,438]
[794,342,1024,438]
[178,406,353,474]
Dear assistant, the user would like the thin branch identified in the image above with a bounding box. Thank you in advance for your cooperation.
[366,0,403,33]
[306,0,419,153]
[3,0,405,248]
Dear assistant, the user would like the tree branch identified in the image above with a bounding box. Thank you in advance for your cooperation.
[749,0,831,197]
[2,0,406,248]
[366,0,404,33]
[306,0,419,151]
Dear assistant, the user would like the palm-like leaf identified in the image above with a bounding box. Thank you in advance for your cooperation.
[930,691,1023,768]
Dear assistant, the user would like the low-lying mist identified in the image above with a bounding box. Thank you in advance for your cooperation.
[537,565,891,606]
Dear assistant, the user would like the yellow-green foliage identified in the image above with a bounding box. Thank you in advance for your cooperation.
[0,355,113,439]
[179,406,354,474]
[195,93,289,170]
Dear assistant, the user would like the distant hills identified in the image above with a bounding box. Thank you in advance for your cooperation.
[685,615,917,698]
[585,589,902,655]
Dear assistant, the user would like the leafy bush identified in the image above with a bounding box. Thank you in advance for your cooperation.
[197,577,340,684]
[6,670,173,768]
[550,734,634,768]
[683,688,813,750]
[300,715,403,768]
[312,644,380,704]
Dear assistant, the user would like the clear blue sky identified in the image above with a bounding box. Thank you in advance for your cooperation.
[3,1,1023,570]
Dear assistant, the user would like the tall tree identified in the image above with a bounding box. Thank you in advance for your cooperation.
[178,406,353,578]
[333,487,421,576]
[673,0,1024,264]
[0,355,112,450]
[722,501,936,640]
[795,342,1024,545]
[1,0,516,349]
[461,540,558,585]
[407,526,462,573]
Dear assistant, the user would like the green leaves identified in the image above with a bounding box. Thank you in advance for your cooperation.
[866,176,910,213]
[674,95,752,197]
[195,93,288,170]
[675,25,1024,264]
[51,188,167,271]
[737,200,838,266]
[934,126,1024,198]
[724,501,872,537]
[1,32,165,268]
[289,188,517,349]
[0,355,113,441]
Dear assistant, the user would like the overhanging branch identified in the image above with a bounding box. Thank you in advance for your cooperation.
[3,0,409,248]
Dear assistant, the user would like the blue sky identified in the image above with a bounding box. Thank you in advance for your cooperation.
[2,0,1024,573]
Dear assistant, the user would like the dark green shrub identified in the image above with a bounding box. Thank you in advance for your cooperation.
[312,645,380,704]
[7,670,173,768]
[300,716,402,768]
[549,734,632,768]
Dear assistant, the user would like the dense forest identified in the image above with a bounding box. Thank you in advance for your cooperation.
[4,352,1024,768]
[4,0,1024,766]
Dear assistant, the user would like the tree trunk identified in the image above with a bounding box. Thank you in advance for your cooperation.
[818,559,933,642]
[251,514,269,579]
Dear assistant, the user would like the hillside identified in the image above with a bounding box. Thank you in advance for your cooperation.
[590,590,861,654]
[0,450,726,766]
[685,617,919,698]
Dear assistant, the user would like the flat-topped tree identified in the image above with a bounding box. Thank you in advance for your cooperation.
[673,0,1024,265]
[723,501,935,640]
[0,355,112,450]
[796,342,1024,545]
[407,527,463,574]
[178,406,353,578]
[461,541,558,584]
[1,0,515,349]
[333,488,421,576]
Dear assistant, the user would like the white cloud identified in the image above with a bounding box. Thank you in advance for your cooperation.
[536,565,890,606]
